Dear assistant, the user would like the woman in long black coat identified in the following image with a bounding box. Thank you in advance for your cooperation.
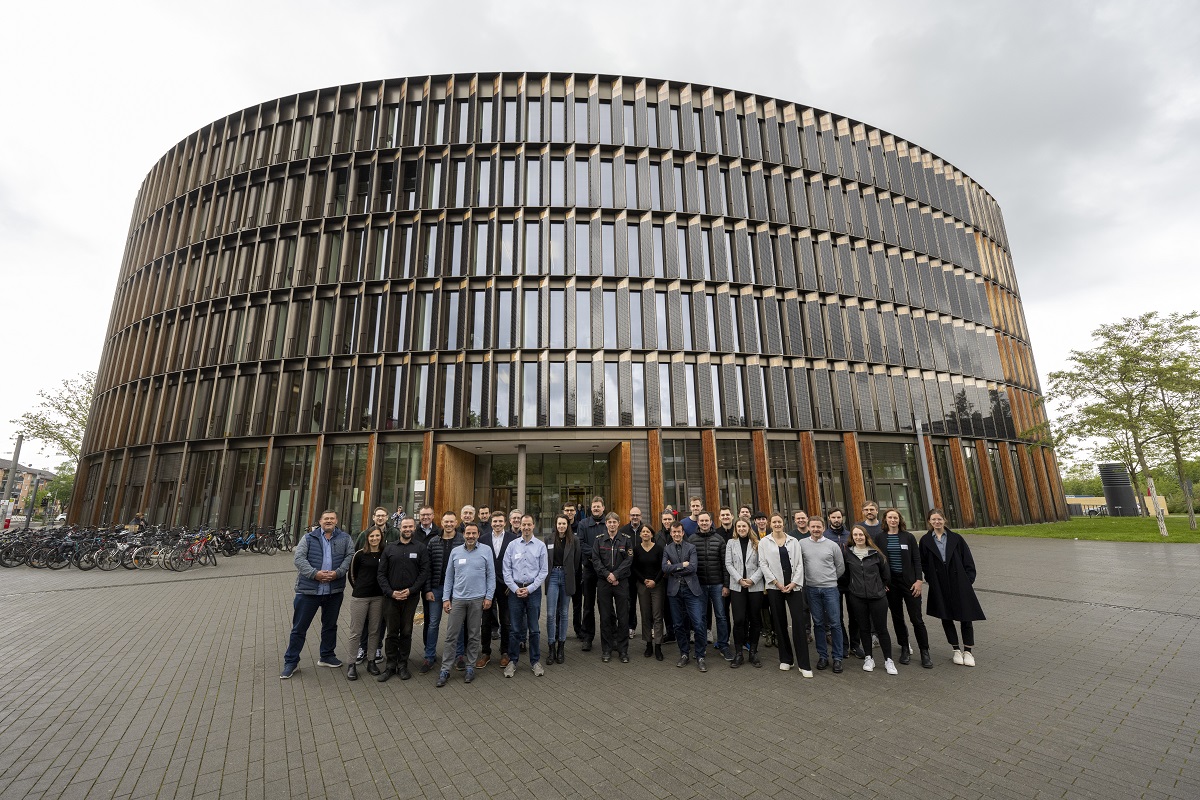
[918,509,985,667]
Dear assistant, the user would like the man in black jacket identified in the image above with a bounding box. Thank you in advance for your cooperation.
[420,513,464,673]
[687,511,732,661]
[592,512,633,662]
[618,508,645,635]
[871,512,932,668]
[575,496,607,651]
[376,518,430,681]
[478,511,517,668]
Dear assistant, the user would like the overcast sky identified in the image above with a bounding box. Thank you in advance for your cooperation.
[2,0,1196,471]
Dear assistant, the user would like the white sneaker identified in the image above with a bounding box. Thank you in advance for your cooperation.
[952,649,965,665]
[884,659,898,675]
[962,651,976,667]
[799,669,814,678]
[863,656,875,672]
[779,662,792,671]
[532,661,545,676]
[503,662,517,678]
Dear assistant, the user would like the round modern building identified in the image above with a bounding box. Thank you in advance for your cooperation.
[75,72,1067,535]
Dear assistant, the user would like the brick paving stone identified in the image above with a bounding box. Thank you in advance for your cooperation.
[2,538,1200,798]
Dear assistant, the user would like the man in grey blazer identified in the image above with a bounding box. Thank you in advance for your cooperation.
[662,521,709,672]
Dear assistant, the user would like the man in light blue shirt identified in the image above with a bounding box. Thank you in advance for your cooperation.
[437,523,494,687]
[502,514,549,677]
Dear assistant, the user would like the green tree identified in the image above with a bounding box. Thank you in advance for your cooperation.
[44,463,76,511]
[1060,462,1103,497]
[10,371,96,461]
[1048,313,1200,535]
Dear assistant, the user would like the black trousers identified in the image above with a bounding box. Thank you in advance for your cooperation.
[729,588,762,652]
[596,579,630,656]
[766,589,811,670]
[572,561,585,635]
[481,588,510,656]
[846,594,892,660]
[885,574,929,652]
[578,563,599,642]
[942,619,975,648]
[627,576,639,630]
[382,594,419,668]
[839,587,858,651]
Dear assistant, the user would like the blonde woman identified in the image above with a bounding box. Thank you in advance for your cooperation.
[724,518,764,668]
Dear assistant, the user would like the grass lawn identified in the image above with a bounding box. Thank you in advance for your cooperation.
[973,515,1200,543]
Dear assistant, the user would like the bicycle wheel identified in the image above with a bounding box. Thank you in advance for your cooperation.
[0,544,25,568]
[95,548,121,571]
[132,546,157,569]
[76,550,97,571]
[121,547,138,569]
[46,548,71,570]
[261,535,278,556]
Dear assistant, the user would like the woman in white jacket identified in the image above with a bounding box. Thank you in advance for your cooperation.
[724,518,764,668]
[758,513,812,677]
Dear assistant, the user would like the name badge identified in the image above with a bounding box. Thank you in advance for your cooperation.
[547,544,554,550]
[900,544,909,550]
[408,552,418,559]
[458,558,467,565]
[515,553,523,559]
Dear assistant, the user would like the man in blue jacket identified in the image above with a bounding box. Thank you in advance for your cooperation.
[281,510,354,678]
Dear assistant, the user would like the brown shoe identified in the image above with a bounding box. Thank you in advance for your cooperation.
[475,655,490,669]
[500,655,510,667]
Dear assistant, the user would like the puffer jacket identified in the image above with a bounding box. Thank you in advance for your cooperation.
[843,547,889,600]
[426,532,464,594]
[687,529,727,586]
[293,527,354,594]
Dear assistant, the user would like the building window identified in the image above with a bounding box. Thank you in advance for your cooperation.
[662,438,704,510]
[716,439,757,513]
[576,361,592,425]
[815,439,848,519]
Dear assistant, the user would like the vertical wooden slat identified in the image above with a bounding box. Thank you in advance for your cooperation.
[947,437,975,528]
[1015,444,1043,522]
[360,432,376,532]
[751,430,772,515]
[609,442,633,520]
[974,439,1000,526]
[648,429,664,516]
[799,431,822,514]
[842,432,866,519]
[923,437,943,513]
[700,429,719,512]
[996,443,1024,523]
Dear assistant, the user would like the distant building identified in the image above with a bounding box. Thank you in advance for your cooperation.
[75,72,1067,534]
[0,459,56,513]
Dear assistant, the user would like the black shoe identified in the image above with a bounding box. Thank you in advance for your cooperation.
[366,660,380,676]
[731,652,743,669]
[619,653,630,663]
[601,652,611,662]
[556,643,566,664]
[581,640,593,652]
[920,649,933,669]
[644,642,654,658]
[520,641,526,652]
[817,657,829,670]
[852,645,866,659]
[697,657,707,673]
[418,659,434,674]
[676,654,690,668]
[654,644,664,661]
[832,659,844,674]
[346,663,358,681]
[899,647,912,665]
[749,650,762,668]
[398,663,412,680]
[375,668,393,683]
[719,645,734,662]
[355,647,366,664]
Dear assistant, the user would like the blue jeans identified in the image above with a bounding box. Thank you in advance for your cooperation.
[423,594,465,662]
[701,583,730,650]
[546,567,570,642]
[283,592,343,667]
[509,587,542,664]
[669,587,707,659]
[806,585,845,660]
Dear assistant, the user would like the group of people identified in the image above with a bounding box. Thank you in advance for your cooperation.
[279,498,986,685]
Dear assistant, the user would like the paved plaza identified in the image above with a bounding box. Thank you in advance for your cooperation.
[1,535,1197,800]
